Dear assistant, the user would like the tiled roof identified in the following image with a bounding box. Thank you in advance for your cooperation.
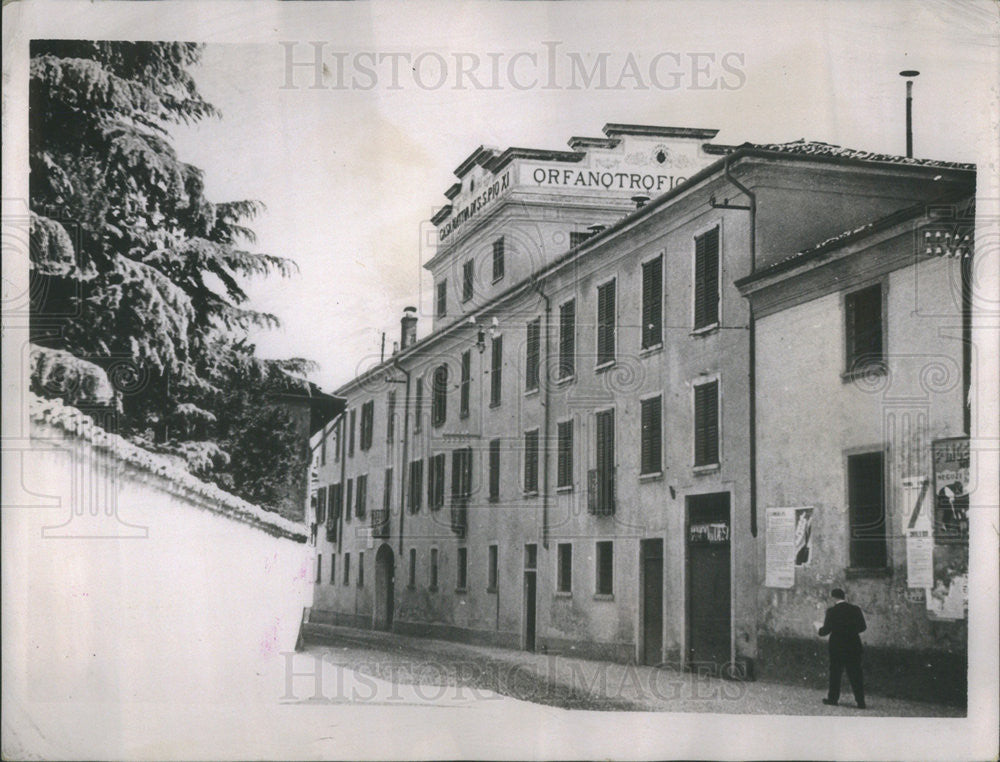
[705,139,974,171]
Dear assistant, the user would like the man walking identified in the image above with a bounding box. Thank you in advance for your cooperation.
[817,588,867,708]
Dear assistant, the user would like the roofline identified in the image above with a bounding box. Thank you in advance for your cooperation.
[453,145,498,178]
[704,141,975,172]
[487,146,585,173]
[603,123,719,140]
[567,136,621,150]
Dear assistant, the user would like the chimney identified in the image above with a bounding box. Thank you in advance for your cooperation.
[400,306,417,350]
[631,194,650,209]
[899,70,919,158]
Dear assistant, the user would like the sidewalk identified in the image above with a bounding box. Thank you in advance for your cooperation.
[301,624,965,717]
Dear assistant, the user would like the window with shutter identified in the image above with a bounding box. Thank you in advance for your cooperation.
[316,486,327,524]
[358,552,364,587]
[490,336,503,406]
[355,474,367,518]
[557,420,573,488]
[848,451,887,568]
[456,547,468,589]
[524,429,539,493]
[488,438,501,502]
[487,545,498,591]
[597,279,616,365]
[316,554,322,584]
[409,459,423,513]
[694,380,719,466]
[526,318,540,392]
[408,548,416,587]
[557,543,572,593]
[642,255,663,348]
[413,378,423,433]
[383,468,393,511]
[330,553,336,584]
[845,283,884,372]
[595,541,613,595]
[430,547,439,589]
[640,395,662,475]
[432,365,448,427]
[462,260,474,302]
[694,227,720,329]
[348,409,356,456]
[343,553,350,586]
[387,391,396,442]
[593,408,615,514]
[460,350,471,417]
[436,280,447,317]
[492,238,505,281]
[345,479,353,523]
[559,299,576,379]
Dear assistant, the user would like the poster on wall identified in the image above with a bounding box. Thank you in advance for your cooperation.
[794,507,813,567]
[765,507,795,588]
[901,476,934,590]
[928,437,970,620]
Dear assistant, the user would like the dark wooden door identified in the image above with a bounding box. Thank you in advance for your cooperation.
[641,539,664,665]
[687,493,731,675]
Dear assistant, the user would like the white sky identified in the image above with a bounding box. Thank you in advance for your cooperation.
[162,0,999,393]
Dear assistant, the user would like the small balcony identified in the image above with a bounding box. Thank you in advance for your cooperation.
[587,466,616,516]
[371,509,390,539]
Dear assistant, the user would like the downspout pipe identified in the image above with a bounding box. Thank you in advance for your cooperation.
[720,155,758,537]
[338,415,347,552]
[530,277,552,550]
[392,357,412,557]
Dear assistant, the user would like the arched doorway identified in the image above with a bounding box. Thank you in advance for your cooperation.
[374,544,395,631]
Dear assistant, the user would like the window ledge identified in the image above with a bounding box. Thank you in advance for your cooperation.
[555,374,576,386]
[692,463,720,475]
[845,566,891,579]
[455,587,468,594]
[492,276,504,285]
[523,490,539,498]
[429,586,439,592]
[459,412,470,420]
[595,360,616,373]
[640,343,663,357]
[489,401,501,409]
[488,496,499,503]
[487,586,497,594]
[639,471,664,482]
[690,323,719,338]
[593,593,615,601]
[555,485,574,494]
[554,591,572,598]
[524,387,540,398]
[841,363,888,383]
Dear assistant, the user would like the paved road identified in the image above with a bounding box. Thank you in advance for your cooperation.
[299,625,964,717]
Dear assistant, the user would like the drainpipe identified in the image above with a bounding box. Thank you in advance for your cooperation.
[337,414,346,553]
[713,155,758,537]
[392,357,412,556]
[530,278,552,550]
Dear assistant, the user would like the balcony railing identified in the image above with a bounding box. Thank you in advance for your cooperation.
[587,466,616,516]
[371,509,390,538]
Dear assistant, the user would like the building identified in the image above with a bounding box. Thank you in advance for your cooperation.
[301,123,973,693]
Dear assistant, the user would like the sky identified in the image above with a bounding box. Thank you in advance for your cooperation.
[163,0,999,393]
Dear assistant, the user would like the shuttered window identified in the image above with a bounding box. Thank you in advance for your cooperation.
[386,391,396,442]
[591,408,615,515]
[348,409,356,456]
[492,237,505,281]
[457,547,468,590]
[557,420,573,488]
[355,473,368,518]
[436,280,447,317]
[413,378,423,433]
[694,227,720,329]
[526,318,540,392]
[430,548,439,589]
[343,553,350,586]
[488,438,501,502]
[328,483,341,543]
[848,452,887,569]
[428,453,446,511]
[640,395,662,475]
[316,486,327,524]
[524,429,539,493]
[408,459,423,513]
[694,380,719,467]
[557,543,572,593]
[642,255,663,348]
[559,299,575,379]
[487,545,498,591]
[462,260,474,302]
[845,283,884,371]
[408,548,416,587]
[344,479,353,523]
[432,365,448,427]
[358,552,364,587]
[450,447,472,501]
[460,350,471,418]
[597,279,616,365]
[360,400,374,451]
[490,336,503,406]
[383,468,393,511]
[596,541,613,595]
[330,552,336,584]
[316,554,322,584]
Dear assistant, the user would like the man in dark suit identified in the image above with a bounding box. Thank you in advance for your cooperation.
[817,588,867,708]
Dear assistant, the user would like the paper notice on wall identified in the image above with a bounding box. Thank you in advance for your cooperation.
[902,476,934,589]
[765,507,796,588]
[928,438,970,620]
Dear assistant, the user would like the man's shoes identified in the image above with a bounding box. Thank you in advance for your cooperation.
[822,698,838,706]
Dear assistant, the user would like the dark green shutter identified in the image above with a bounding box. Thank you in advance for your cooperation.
[642,255,663,348]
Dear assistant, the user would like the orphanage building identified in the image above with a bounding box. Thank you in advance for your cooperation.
[300,122,974,699]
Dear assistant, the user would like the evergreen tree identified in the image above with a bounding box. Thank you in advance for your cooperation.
[29,41,313,517]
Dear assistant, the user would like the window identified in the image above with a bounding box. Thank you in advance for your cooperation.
[569,231,591,249]
[492,237,505,282]
[487,545,498,591]
[414,378,423,433]
[694,227,720,329]
[320,430,327,466]
[408,459,423,513]
[462,260,474,302]
[430,548,439,589]
[456,547,468,589]
[488,438,501,502]
[556,543,572,593]
[328,483,342,542]
[316,554,322,583]
[348,409,356,456]
[344,479,353,523]
[590,408,615,515]
[360,400,374,451]
[428,453,446,510]
[316,486,327,524]
[640,395,663,475]
[848,452,887,569]
[330,553,336,584]
[335,419,342,461]
[557,420,573,489]
[524,429,539,493]
[490,335,503,406]
[559,299,575,379]
[432,364,448,427]
[383,468,393,511]
[343,553,350,586]
[845,283,884,372]
[387,391,396,442]
[451,447,472,502]
[436,280,447,317]
[596,541,613,595]
[460,350,471,418]
[597,279,616,365]
[525,318,540,392]
[694,380,719,467]
[358,551,364,587]
[408,548,416,588]
[642,254,663,348]
[355,473,368,518]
